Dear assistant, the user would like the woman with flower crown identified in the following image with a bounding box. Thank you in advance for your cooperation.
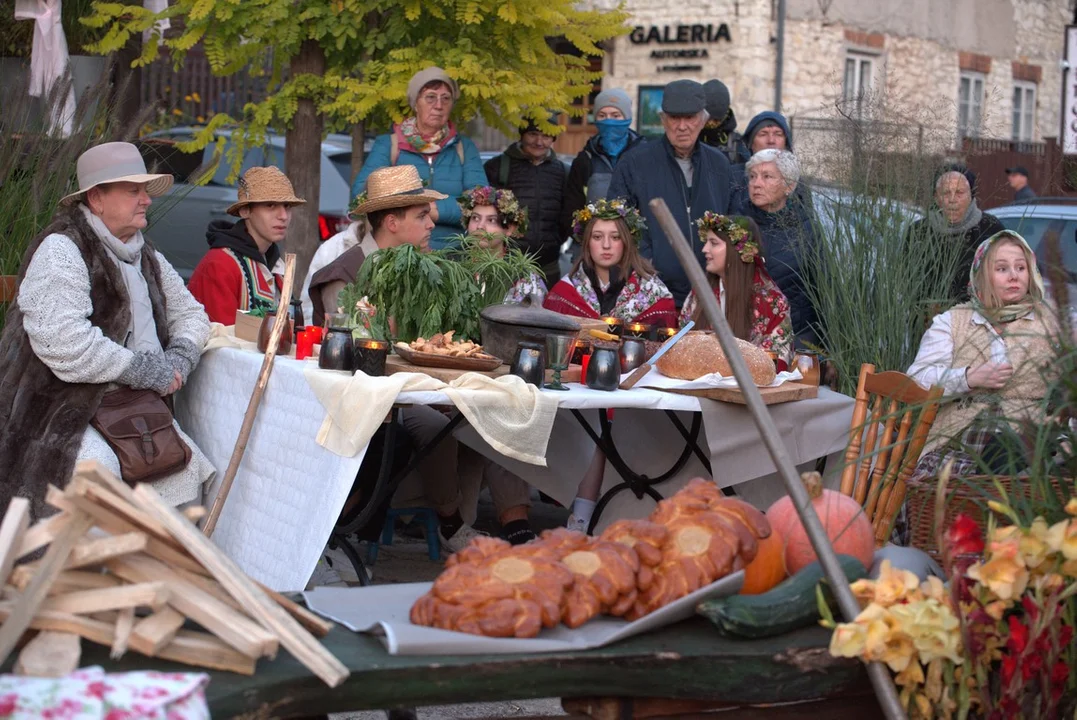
[458,186,548,304]
[680,213,794,370]
[543,198,677,327]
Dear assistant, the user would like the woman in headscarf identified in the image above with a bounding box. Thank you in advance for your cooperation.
[458,185,547,304]
[904,165,1005,302]
[680,213,794,370]
[906,231,1064,491]
[544,198,677,328]
[351,67,486,251]
[560,89,646,249]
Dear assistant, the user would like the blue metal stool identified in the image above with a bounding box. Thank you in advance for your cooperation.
[366,507,441,565]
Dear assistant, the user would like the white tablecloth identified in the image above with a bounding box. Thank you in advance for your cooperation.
[177,346,854,589]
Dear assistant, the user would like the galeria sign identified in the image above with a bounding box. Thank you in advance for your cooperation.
[630,24,732,45]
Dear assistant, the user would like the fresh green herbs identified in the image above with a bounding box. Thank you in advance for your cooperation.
[458,234,542,310]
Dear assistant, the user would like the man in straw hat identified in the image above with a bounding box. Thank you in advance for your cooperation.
[0,141,214,519]
[188,166,306,324]
[311,166,538,553]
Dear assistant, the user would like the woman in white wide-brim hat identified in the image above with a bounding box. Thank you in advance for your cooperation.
[0,141,214,520]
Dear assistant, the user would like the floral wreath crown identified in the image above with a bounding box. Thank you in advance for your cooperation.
[458,186,529,237]
[696,212,758,263]
[571,198,646,244]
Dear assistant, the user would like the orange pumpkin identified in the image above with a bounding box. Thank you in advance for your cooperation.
[738,528,786,595]
[765,472,875,574]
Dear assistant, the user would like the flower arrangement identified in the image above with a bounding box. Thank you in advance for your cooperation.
[348,191,368,219]
[458,186,529,237]
[349,295,384,341]
[696,212,758,264]
[571,197,646,245]
[824,468,1077,719]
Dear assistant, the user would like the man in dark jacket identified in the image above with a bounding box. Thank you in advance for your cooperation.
[905,165,1005,302]
[1006,166,1037,202]
[560,88,646,244]
[485,118,567,285]
[699,79,750,164]
[607,79,738,307]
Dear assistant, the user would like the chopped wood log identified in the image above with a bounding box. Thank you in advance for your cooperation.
[0,511,94,665]
[130,607,186,656]
[41,581,170,615]
[182,506,207,523]
[107,554,277,659]
[257,585,334,638]
[173,567,244,612]
[66,475,178,550]
[134,483,349,687]
[14,631,81,678]
[17,511,70,560]
[9,567,120,594]
[66,532,147,569]
[111,608,135,660]
[0,498,30,598]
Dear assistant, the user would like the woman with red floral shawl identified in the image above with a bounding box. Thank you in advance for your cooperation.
[680,212,794,371]
[543,198,677,328]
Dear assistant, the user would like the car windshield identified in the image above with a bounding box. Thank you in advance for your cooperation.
[996,214,1077,283]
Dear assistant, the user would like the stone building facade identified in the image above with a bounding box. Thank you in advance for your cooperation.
[566,0,1074,156]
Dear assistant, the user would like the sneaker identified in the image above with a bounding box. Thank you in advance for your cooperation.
[305,558,346,590]
[565,513,589,535]
[324,545,362,584]
[439,523,487,554]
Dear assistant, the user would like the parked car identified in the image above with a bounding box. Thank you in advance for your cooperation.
[989,199,1077,289]
[139,127,358,279]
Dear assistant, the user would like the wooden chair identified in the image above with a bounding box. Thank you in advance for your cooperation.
[838,363,944,545]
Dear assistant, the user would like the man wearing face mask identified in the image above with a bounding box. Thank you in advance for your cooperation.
[560,88,646,250]
[485,114,568,285]
[698,79,750,165]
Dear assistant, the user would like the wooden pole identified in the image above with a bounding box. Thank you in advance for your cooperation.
[203,254,297,537]
[648,199,906,720]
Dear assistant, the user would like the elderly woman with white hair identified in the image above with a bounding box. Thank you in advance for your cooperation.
[0,142,213,520]
[744,148,819,347]
[351,66,486,251]
[904,165,1004,302]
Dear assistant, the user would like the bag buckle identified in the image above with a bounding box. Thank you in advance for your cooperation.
[132,417,156,463]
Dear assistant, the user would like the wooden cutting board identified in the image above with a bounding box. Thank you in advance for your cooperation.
[662,381,818,405]
[385,354,582,384]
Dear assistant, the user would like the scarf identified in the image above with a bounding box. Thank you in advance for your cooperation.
[399,116,453,155]
[927,200,983,236]
[595,118,632,159]
[958,230,1046,324]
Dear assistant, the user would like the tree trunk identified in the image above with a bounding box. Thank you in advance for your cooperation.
[351,121,366,182]
[112,37,144,135]
[285,40,326,296]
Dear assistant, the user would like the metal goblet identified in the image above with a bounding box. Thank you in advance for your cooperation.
[543,332,577,391]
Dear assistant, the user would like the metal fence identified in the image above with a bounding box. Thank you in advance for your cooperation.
[140,47,275,125]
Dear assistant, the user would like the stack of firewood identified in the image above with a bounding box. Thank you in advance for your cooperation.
[0,461,348,686]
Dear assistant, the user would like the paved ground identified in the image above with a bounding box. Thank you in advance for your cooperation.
[329,492,572,720]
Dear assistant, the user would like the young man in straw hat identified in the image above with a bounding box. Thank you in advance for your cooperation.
[188,166,306,324]
[0,141,213,519]
[312,166,538,553]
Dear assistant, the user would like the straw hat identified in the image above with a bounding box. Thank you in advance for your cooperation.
[60,142,173,205]
[226,166,306,216]
[350,165,448,216]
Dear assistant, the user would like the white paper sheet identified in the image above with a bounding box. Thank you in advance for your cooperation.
[303,571,743,655]
[630,367,803,392]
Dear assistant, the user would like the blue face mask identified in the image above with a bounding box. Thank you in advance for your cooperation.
[595,118,632,158]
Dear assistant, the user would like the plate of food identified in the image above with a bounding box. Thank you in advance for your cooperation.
[393,331,503,371]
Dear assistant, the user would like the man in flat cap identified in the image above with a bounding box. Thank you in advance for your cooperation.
[1006,166,1036,202]
[607,79,739,307]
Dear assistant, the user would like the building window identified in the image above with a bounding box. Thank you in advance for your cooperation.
[958,72,985,139]
[1012,81,1036,142]
[843,53,874,115]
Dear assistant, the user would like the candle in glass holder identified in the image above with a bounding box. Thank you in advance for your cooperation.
[353,339,389,377]
[602,316,624,337]
[655,326,678,341]
[306,325,324,345]
[295,330,315,360]
[579,352,591,387]
[625,322,651,339]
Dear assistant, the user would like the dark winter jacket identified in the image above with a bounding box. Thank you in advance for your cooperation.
[0,207,170,519]
[700,108,750,165]
[607,136,739,306]
[485,143,567,272]
[904,210,1005,302]
[560,131,646,241]
[746,200,820,347]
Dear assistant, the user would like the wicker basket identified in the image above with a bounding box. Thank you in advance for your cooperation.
[904,475,1072,559]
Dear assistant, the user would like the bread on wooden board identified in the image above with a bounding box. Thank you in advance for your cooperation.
[655,331,776,386]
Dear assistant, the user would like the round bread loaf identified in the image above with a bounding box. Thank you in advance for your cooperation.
[655,331,776,385]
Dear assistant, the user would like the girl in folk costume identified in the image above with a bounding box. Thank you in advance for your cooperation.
[187,167,305,324]
[681,213,795,370]
[543,199,677,327]
[458,186,547,304]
